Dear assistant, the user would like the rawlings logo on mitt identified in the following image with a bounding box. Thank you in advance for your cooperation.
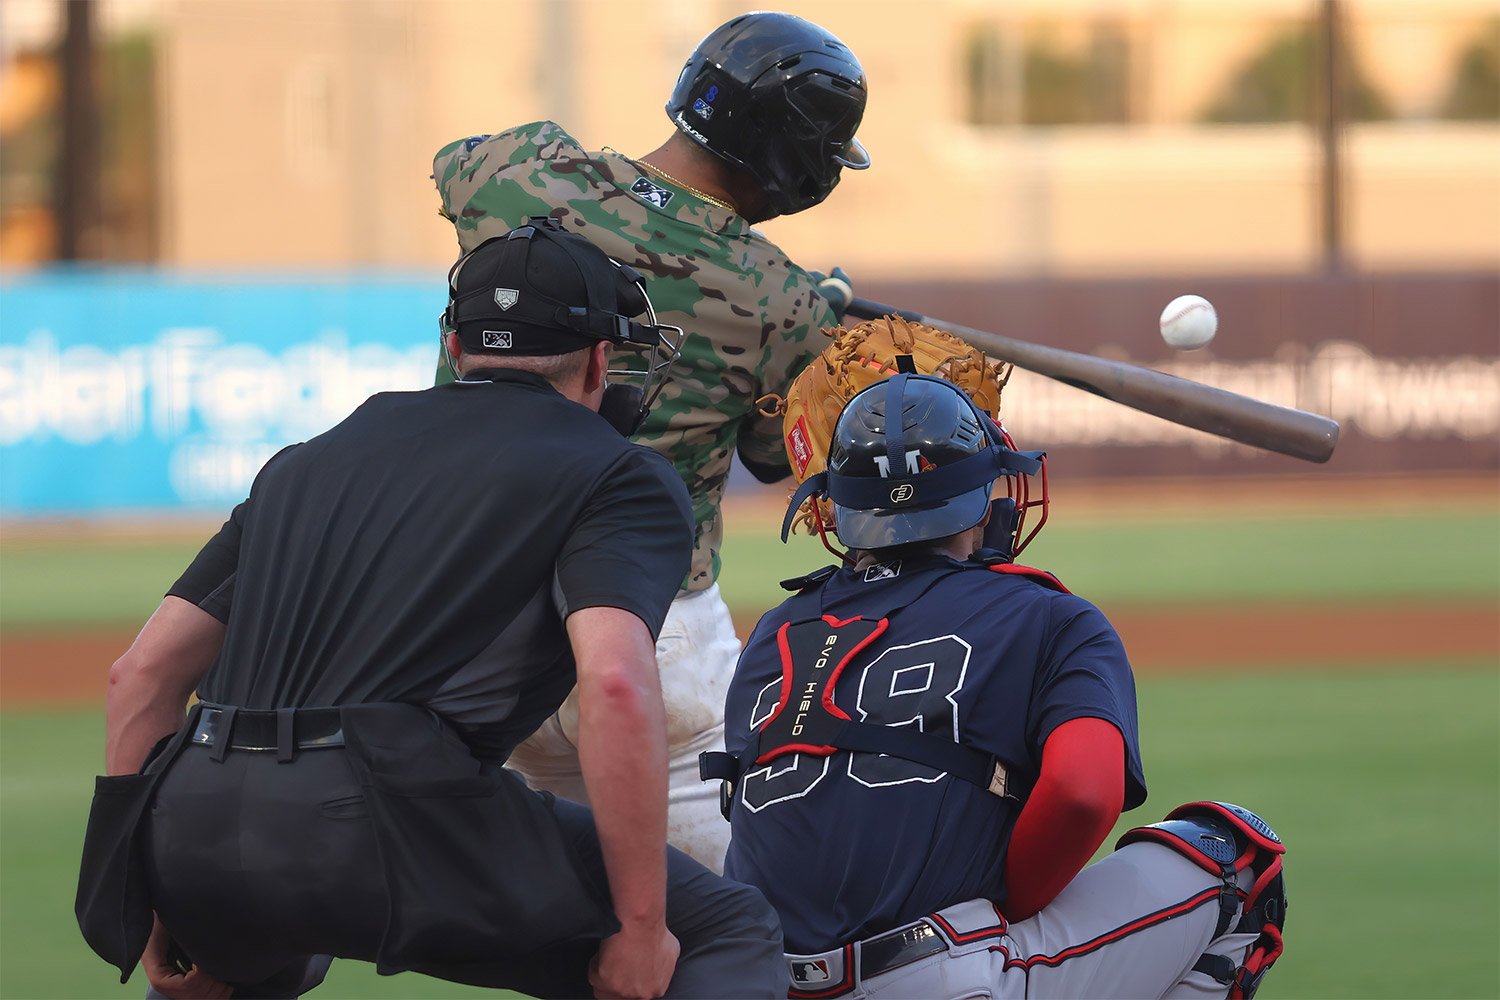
[762,315,1012,538]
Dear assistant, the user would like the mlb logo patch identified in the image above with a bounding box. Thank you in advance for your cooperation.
[791,959,831,985]
[787,417,813,476]
[482,330,513,349]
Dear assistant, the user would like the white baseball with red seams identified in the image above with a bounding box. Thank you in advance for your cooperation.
[1160,294,1218,350]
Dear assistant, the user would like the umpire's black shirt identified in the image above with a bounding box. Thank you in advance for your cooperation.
[184,368,692,761]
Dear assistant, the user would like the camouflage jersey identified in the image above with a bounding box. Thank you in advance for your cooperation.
[433,121,836,592]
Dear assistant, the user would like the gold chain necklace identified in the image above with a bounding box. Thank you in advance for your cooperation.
[636,160,737,215]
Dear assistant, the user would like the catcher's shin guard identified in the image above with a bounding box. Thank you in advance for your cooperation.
[1117,801,1287,999]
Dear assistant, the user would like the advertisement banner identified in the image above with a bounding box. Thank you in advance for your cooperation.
[1,272,439,514]
[2,270,1495,515]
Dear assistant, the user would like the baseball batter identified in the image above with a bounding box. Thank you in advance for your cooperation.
[703,371,1288,999]
[431,11,870,867]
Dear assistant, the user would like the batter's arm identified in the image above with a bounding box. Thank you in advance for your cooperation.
[1002,717,1124,920]
[568,605,680,998]
[736,414,794,484]
[105,597,225,776]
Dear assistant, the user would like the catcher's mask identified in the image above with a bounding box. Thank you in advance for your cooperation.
[439,217,684,435]
[666,11,870,218]
[783,374,1045,553]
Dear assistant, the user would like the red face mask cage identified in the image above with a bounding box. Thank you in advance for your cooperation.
[996,424,1049,559]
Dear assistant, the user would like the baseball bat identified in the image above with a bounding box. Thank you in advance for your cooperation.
[843,297,1340,464]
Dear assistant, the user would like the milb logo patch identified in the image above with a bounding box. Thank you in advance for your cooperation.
[482,331,513,349]
[630,176,675,209]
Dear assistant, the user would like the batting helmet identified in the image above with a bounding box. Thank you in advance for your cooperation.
[782,374,1044,551]
[665,12,870,217]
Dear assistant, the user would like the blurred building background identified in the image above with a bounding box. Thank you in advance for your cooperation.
[1,0,1497,512]
[3,0,1498,273]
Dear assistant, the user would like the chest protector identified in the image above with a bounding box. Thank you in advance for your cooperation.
[700,557,1068,817]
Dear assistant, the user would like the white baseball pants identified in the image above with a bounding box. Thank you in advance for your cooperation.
[505,584,739,871]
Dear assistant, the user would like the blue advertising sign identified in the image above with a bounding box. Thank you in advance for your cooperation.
[1,270,441,514]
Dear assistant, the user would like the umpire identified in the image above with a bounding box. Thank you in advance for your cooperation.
[77,218,786,999]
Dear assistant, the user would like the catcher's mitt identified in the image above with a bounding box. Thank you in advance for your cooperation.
[763,315,1013,541]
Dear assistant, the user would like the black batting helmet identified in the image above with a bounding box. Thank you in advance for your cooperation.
[783,375,1043,551]
[666,11,870,217]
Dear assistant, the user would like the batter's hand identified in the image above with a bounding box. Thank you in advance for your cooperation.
[589,921,680,999]
[808,266,854,322]
[143,916,233,999]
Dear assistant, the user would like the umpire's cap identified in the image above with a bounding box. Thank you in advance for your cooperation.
[444,217,656,356]
[783,375,1043,550]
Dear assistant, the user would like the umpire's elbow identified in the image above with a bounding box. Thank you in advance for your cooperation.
[579,659,661,716]
[107,649,147,693]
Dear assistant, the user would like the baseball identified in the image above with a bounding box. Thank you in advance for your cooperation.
[1159,294,1217,350]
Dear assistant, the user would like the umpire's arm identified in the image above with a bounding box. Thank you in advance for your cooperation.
[105,494,254,775]
[555,446,693,996]
[105,597,224,776]
[570,606,679,995]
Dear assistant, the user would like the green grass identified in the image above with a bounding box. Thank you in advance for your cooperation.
[0,540,206,630]
[719,509,1500,614]
[4,509,1495,632]
[4,664,1496,999]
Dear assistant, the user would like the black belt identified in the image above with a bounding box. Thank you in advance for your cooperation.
[190,705,345,762]
[788,920,948,998]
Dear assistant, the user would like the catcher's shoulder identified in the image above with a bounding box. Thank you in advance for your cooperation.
[969,556,1072,595]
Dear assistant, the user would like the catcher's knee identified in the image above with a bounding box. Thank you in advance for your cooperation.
[1117,800,1287,999]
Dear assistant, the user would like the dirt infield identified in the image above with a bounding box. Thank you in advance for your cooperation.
[5,475,1493,707]
[4,600,1495,707]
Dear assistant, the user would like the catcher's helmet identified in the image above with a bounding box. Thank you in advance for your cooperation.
[784,375,1043,551]
[666,12,870,217]
[440,217,683,432]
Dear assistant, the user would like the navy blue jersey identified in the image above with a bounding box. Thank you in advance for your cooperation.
[721,552,1146,954]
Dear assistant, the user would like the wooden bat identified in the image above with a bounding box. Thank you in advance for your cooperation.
[843,296,1340,464]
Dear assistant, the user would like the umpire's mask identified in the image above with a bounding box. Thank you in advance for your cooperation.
[439,217,684,435]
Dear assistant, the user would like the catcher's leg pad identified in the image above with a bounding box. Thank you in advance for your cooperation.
[1117,800,1287,999]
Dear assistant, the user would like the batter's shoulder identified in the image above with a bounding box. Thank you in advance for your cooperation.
[432,121,590,222]
[434,121,584,172]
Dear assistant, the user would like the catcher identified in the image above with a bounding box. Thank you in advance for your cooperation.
[767,314,1045,563]
[702,319,1289,999]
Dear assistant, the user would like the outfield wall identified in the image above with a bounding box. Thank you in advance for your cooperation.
[2,270,1495,514]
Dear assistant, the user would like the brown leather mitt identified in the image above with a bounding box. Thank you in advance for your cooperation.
[766,315,1011,537]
